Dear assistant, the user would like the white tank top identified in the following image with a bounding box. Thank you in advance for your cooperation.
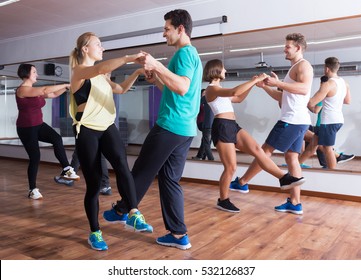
[207,84,234,115]
[207,95,234,115]
[321,77,346,124]
[280,59,312,125]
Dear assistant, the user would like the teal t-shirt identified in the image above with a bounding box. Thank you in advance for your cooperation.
[156,45,202,136]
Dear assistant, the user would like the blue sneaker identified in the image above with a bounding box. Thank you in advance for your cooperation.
[300,163,311,168]
[88,230,108,251]
[103,203,128,224]
[230,177,249,193]
[125,210,153,233]
[275,198,303,215]
[156,233,192,250]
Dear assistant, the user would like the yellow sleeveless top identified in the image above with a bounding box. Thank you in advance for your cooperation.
[70,75,115,136]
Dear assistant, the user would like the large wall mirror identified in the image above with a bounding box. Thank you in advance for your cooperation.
[1,17,360,172]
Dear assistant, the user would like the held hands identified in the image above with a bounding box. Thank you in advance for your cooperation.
[137,51,159,72]
[253,73,269,88]
[126,52,145,64]
[264,71,279,87]
[144,70,157,84]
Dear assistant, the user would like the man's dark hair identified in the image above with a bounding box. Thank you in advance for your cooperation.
[286,33,307,50]
[17,63,34,79]
[325,57,340,73]
[164,9,193,38]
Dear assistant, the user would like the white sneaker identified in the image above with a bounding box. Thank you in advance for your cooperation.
[28,188,43,200]
[60,166,80,181]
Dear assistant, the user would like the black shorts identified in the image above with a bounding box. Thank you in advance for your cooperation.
[211,118,242,146]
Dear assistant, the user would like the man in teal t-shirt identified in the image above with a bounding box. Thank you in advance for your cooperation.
[104,9,202,250]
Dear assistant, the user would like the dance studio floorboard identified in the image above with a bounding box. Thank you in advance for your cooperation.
[1,157,361,260]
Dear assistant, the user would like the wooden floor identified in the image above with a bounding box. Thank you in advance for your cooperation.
[1,157,361,260]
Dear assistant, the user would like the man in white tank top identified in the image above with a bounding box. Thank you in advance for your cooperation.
[232,33,313,215]
[308,57,351,169]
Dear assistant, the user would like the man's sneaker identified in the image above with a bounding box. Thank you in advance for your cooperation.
[28,188,43,200]
[156,233,192,250]
[229,177,249,193]
[336,153,355,164]
[274,198,303,215]
[54,176,74,187]
[216,198,240,213]
[60,166,80,181]
[103,204,128,224]
[88,230,108,251]
[100,186,112,195]
[125,210,153,232]
[279,173,305,190]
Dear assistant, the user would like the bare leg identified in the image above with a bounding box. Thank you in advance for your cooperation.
[323,145,337,169]
[239,142,275,185]
[216,141,237,200]
[235,130,284,179]
[285,151,302,204]
[299,134,319,165]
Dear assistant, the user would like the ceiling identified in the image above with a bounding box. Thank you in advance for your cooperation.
[1,0,361,74]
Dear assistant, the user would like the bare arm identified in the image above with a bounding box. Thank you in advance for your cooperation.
[108,69,144,94]
[265,61,313,95]
[308,82,330,110]
[344,83,351,104]
[140,52,190,96]
[17,84,69,98]
[71,53,144,92]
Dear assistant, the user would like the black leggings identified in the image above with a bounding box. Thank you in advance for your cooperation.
[74,124,137,232]
[17,122,70,190]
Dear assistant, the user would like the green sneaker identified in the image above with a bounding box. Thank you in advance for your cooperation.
[125,211,153,233]
[88,230,108,251]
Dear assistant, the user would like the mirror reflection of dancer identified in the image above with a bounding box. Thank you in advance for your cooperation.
[15,64,80,200]
[231,33,313,215]
[69,32,151,251]
[203,59,305,213]
[307,57,352,169]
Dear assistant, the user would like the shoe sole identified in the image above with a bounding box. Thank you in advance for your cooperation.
[337,155,355,164]
[275,209,303,215]
[60,176,80,181]
[102,213,127,224]
[87,239,108,251]
[100,191,112,195]
[54,177,74,186]
[280,178,306,190]
[216,205,240,213]
[124,224,153,233]
[29,196,43,200]
[156,240,192,250]
[230,188,249,194]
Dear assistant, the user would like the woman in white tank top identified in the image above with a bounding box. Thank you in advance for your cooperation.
[204,59,306,213]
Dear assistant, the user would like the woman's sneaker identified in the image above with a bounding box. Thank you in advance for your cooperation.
[60,166,80,181]
[216,198,240,213]
[28,188,43,200]
[125,211,153,232]
[88,230,108,251]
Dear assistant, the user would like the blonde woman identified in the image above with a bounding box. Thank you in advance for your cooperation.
[69,32,151,251]
[203,59,305,213]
